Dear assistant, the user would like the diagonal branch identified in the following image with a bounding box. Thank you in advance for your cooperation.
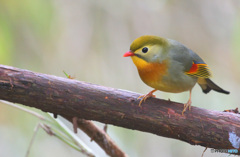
[0,64,239,154]
[63,116,127,157]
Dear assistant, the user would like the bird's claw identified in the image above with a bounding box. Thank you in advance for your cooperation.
[137,94,156,100]
[137,93,156,107]
[137,95,145,100]
[182,100,192,115]
[138,94,147,107]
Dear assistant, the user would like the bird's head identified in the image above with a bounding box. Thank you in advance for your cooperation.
[123,35,169,67]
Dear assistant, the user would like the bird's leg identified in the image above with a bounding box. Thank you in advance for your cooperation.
[182,89,192,115]
[137,89,157,107]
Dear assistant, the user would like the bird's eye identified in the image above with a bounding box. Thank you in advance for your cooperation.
[142,47,148,53]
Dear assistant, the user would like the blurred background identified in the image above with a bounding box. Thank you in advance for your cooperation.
[0,0,239,156]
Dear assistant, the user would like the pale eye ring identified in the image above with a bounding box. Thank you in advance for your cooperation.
[142,47,148,53]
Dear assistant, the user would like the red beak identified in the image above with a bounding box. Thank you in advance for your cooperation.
[123,51,135,57]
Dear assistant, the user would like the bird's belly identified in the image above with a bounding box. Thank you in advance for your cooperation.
[158,75,197,93]
[140,71,197,93]
[137,59,197,93]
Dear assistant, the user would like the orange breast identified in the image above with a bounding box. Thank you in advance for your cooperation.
[131,56,168,88]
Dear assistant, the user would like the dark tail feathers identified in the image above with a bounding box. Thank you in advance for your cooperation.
[199,78,230,94]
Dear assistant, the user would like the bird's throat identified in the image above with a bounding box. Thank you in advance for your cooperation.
[131,56,151,70]
[131,56,168,86]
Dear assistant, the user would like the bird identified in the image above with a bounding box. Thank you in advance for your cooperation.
[123,35,230,115]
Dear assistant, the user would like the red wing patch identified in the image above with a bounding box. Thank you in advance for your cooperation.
[185,62,212,78]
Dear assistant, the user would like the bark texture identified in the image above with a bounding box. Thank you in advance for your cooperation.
[0,65,239,154]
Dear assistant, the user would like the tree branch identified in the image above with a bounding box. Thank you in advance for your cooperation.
[63,116,128,157]
[0,64,239,154]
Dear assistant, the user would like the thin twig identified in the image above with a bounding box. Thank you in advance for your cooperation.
[201,147,208,157]
[25,123,41,157]
[63,116,128,157]
[72,117,78,133]
[0,100,45,120]
[1,100,96,157]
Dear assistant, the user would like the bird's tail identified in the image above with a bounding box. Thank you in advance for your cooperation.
[198,78,230,94]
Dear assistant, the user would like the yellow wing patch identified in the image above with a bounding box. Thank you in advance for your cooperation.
[185,62,212,78]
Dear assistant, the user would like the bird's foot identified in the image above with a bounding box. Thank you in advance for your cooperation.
[137,90,157,107]
[182,99,192,115]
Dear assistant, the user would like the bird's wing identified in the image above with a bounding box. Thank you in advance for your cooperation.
[168,39,212,78]
[185,49,212,78]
